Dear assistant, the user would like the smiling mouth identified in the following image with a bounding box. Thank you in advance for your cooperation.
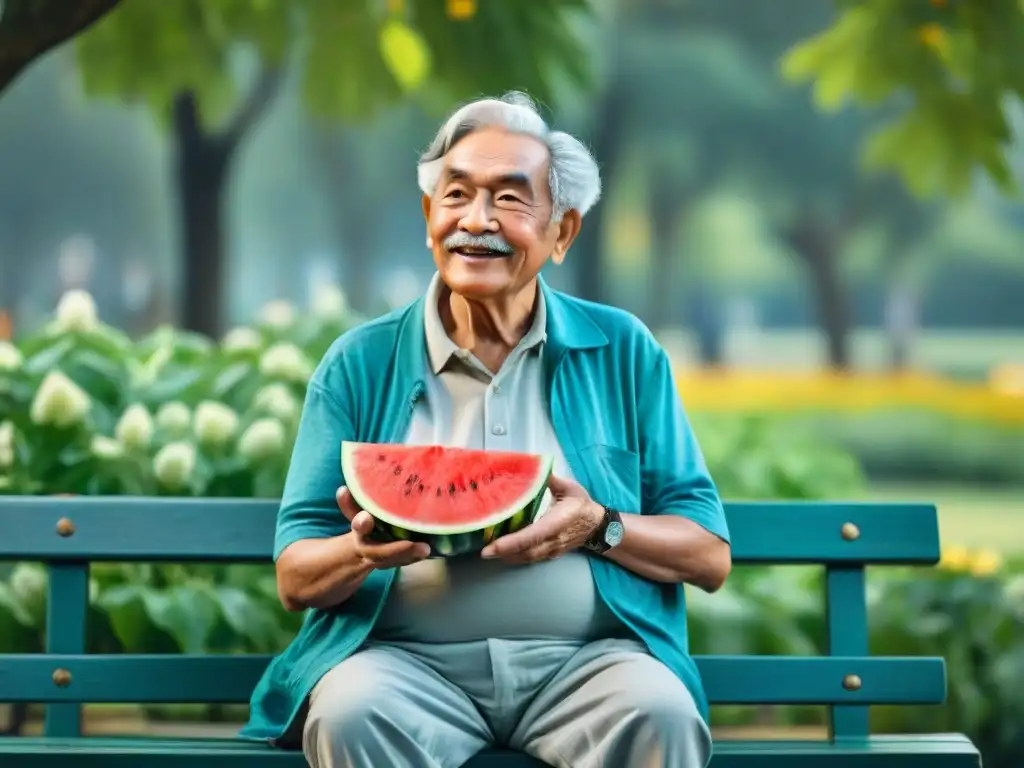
[451,247,510,258]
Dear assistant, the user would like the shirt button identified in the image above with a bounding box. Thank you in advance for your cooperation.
[492,384,502,395]
[492,424,506,436]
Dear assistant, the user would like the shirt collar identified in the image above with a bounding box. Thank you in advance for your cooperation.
[423,271,548,375]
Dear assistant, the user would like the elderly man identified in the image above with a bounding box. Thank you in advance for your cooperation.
[241,92,731,768]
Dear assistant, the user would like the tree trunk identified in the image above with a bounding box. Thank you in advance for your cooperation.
[787,216,853,370]
[0,0,121,93]
[171,72,281,337]
[648,166,681,331]
[689,288,725,367]
[573,83,629,303]
[173,93,231,337]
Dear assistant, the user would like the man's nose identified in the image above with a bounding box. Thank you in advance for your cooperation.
[459,194,499,233]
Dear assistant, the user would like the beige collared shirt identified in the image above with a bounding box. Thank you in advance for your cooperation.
[371,272,622,643]
[405,272,569,476]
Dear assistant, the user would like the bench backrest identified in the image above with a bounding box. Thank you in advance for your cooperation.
[0,497,945,741]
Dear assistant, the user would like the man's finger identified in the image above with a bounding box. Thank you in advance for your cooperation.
[336,486,363,521]
[481,523,546,558]
[350,510,375,536]
[499,541,559,565]
[359,540,430,567]
[546,474,583,498]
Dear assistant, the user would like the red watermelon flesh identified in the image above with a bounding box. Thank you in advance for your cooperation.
[341,441,553,556]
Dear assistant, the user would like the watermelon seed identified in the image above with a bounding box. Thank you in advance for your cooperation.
[393,466,402,475]
[448,483,456,496]
[377,454,386,461]
[418,484,425,493]
[436,488,442,496]
[470,481,477,490]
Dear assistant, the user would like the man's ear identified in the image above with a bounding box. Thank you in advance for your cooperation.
[550,209,582,265]
[422,194,433,248]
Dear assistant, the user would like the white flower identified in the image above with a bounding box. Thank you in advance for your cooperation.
[30,371,90,428]
[222,326,263,354]
[155,401,192,436]
[238,418,287,463]
[153,442,196,490]
[193,401,239,447]
[90,435,123,459]
[259,343,312,383]
[253,383,299,421]
[10,563,47,603]
[54,289,99,333]
[0,341,22,371]
[260,300,296,329]
[311,285,348,320]
[114,404,153,451]
[0,421,14,468]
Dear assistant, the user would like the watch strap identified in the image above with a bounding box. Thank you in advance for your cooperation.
[584,505,621,554]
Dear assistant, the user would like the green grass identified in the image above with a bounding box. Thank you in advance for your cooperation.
[866,482,1024,554]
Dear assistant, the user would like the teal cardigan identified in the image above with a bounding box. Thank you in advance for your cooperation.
[240,277,730,743]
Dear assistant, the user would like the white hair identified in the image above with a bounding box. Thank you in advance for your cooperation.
[416,91,602,220]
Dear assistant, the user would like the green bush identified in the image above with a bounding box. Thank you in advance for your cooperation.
[688,550,1024,768]
[790,410,1024,486]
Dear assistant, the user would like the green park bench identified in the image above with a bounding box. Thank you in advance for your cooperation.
[0,496,981,767]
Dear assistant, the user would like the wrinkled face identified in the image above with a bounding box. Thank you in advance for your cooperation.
[423,127,580,300]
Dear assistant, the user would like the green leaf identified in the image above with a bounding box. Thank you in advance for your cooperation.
[378,19,432,92]
[21,336,75,376]
[213,585,281,652]
[97,584,178,653]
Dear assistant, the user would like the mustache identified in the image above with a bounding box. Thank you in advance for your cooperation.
[443,231,515,254]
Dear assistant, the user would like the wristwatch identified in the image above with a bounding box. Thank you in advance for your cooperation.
[583,505,625,554]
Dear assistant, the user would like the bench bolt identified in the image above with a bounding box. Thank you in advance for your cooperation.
[842,674,862,691]
[56,517,76,537]
[840,522,860,541]
[52,669,72,688]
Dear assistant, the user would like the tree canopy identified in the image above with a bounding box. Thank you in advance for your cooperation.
[782,0,1024,199]
[70,0,590,130]
[0,0,1020,199]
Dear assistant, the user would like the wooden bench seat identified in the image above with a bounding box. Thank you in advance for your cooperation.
[0,497,982,767]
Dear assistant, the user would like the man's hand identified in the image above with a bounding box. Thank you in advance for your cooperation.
[337,487,431,570]
[479,475,603,564]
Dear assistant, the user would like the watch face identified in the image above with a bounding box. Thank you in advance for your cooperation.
[605,520,625,547]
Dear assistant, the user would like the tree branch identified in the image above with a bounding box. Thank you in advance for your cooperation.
[218,67,284,151]
[0,0,122,93]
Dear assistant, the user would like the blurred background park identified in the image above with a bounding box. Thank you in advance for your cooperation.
[0,0,1022,765]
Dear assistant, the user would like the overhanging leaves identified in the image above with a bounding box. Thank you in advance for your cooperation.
[780,0,1024,199]
[70,0,594,128]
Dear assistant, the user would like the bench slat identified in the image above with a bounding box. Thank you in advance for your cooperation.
[0,498,939,564]
[0,654,946,705]
[0,735,982,767]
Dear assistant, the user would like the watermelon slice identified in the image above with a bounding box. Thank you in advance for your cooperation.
[340,441,554,557]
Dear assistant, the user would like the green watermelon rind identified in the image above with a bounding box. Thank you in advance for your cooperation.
[340,441,554,558]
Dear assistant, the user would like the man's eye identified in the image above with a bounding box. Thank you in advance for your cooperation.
[498,194,521,203]
[445,189,465,199]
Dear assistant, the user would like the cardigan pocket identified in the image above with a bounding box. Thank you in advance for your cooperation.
[576,443,641,513]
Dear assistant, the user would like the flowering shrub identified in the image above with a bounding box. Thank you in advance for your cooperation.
[0,287,359,498]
